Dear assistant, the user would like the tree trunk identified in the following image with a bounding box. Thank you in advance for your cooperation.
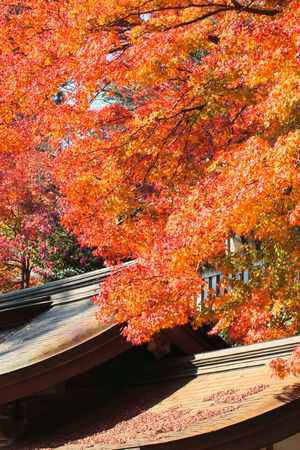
[20,258,31,289]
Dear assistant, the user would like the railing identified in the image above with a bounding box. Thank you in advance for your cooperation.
[199,269,250,304]
[198,235,256,305]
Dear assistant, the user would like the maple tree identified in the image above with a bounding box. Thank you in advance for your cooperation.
[0,148,102,291]
[0,0,299,343]
[0,149,57,290]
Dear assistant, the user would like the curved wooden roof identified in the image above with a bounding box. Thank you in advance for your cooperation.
[0,298,110,375]
[0,260,227,407]
[57,336,299,450]
[1,268,299,449]
[0,265,132,406]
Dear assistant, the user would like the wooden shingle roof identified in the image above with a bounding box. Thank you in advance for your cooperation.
[50,335,298,450]
[0,265,133,405]
[0,298,110,376]
[0,260,228,407]
[1,267,299,449]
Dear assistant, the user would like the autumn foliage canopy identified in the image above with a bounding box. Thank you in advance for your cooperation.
[0,0,299,344]
[0,148,58,290]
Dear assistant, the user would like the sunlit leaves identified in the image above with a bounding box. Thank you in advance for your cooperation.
[270,346,300,378]
[0,0,299,341]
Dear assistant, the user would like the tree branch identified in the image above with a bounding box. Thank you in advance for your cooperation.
[231,0,281,16]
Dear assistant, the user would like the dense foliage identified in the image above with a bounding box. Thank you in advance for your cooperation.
[0,149,102,291]
[0,1,299,342]
[0,149,56,290]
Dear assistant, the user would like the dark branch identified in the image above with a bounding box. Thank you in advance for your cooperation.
[108,1,281,33]
[231,0,281,16]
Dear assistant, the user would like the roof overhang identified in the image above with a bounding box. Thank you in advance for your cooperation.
[0,261,227,406]
[56,335,299,450]
[0,265,133,405]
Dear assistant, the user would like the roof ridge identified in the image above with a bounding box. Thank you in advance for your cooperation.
[131,335,300,384]
[0,261,135,308]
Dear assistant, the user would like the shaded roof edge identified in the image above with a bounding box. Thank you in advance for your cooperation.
[133,334,300,384]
